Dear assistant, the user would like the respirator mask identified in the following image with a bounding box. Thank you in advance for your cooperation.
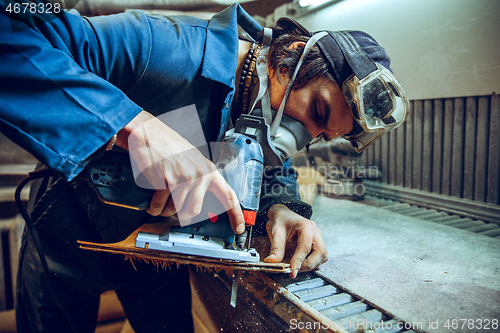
[236,22,409,165]
[236,28,327,167]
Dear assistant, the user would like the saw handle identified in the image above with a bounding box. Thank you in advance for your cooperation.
[86,151,154,210]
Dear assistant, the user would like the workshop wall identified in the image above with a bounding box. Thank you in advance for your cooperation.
[289,0,500,101]
[361,94,500,206]
[279,0,500,213]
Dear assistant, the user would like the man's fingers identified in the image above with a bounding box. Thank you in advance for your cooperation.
[209,175,245,234]
[175,179,209,222]
[289,223,315,278]
[161,196,176,217]
[135,159,168,190]
[148,189,171,216]
[300,251,329,272]
[299,238,329,273]
[264,223,287,263]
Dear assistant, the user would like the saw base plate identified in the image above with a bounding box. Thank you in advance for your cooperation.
[78,222,291,273]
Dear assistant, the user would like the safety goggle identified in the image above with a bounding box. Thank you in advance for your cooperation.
[342,63,409,152]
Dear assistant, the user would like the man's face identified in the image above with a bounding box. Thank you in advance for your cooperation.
[268,71,354,140]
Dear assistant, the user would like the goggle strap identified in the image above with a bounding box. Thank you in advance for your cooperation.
[252,59,268,113]
[260,92,272,126]
[251,28,273,126]
[270,31,328,137]
[328,31,377,81]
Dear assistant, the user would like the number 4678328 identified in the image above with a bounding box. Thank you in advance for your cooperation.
[444,319,498,330]
[6,2,61,14]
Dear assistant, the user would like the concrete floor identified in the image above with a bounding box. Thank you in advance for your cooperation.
[311,195,500,333]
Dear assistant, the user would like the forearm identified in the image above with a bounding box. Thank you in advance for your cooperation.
[115,111,154,150]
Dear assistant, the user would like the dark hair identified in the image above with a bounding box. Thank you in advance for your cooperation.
[268,21,334,89]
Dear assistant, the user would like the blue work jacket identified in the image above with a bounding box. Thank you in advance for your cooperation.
[0,2,311,224]
[0,2,260,179]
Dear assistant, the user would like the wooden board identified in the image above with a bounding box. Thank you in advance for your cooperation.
[78,222,291,274]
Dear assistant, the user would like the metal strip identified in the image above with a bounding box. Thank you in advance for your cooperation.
[432,99,444,193]
[451,98,465,197]
[275,272,414,332]
[413,100,423,190]
[422,100,433,192]
[475,96,490,201]
[230,270,239,307]
[364,181,500,224]
[463,97,477,199]
[487,94,500,204]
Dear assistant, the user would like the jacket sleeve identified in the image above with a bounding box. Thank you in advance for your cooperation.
[253,165,313,236]
[0,2,151,180]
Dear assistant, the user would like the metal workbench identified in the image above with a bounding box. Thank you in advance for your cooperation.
[191,194,500,332]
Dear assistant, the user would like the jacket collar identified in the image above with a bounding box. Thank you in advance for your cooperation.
[201,4,262,88]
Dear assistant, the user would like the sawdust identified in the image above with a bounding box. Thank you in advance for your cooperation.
[79,222,292,274]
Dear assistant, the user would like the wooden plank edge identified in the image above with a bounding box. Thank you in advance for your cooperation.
[78,241,291,274]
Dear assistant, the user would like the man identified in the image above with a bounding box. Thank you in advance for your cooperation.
[0,1,408,332]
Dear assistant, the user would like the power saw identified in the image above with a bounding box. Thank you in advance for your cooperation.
[86,115,276,263]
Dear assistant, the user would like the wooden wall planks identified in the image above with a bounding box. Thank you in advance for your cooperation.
[363,94,500,206]
[463,97,477,200]
[442,99,454,196]
[451,98,465,198]
[404,101,414,188]
[475,97,490,202]
[413,100,423,190]
[395,121,405,186]
[432,99,444,194]
[488,95,500,204]
[422,100,433,192]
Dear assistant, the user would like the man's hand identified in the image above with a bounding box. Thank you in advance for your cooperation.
[115,110,245,234]
[263,204,328,278]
